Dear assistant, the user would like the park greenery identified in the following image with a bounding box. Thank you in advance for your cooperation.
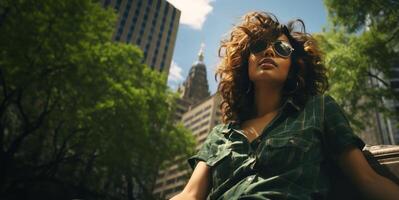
[0,0,399,199]
[0,0,194,199]
[319,0,399,132]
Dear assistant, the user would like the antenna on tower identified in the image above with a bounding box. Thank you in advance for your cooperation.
[198,43,205,62]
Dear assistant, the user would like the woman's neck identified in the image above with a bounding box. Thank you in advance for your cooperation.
[253,82,283,118]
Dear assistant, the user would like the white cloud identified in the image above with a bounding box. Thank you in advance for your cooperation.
[168,60,184,83]
[166,0,214,30]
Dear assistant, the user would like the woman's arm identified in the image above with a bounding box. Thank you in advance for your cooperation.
[337,145,399,200]
[170,161,211,200]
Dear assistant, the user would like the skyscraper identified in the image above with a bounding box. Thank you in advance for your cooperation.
[102,0,180,76]
[153,45,220,199]
[153,94,222,199]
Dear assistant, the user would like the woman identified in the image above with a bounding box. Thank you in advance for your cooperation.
[171,12,399,200]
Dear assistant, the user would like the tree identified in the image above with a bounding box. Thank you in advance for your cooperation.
[0,0,195,199]
[317,0,399,132]
[316,31,396,131]
[324,0,399,45]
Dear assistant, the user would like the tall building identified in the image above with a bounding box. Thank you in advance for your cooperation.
[101,0,180,76]
[153,94,222,199]
[385,58,399,143]
[362,60,399,145]
[355,15,399,145]
[179,44,211,105]
[172,44,211,122]
[153,45,219,199]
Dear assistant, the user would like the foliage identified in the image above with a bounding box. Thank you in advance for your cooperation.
[318,0,399,132]
[0,0,195,199]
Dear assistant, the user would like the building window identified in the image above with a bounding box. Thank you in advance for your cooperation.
[115,0,133,40]
[172,7,176,20]
[160,25,164,32]
[127,33,132,41]
[156,0,161,9]
[391,80,399,88]
[160,60,165,71]
[164,4,169,17]
[151,57,157,67]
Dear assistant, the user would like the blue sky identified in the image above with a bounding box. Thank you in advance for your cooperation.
[166,0,329,94]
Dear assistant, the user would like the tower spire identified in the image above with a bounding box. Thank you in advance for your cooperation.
[181,42,210,104]
[198,43,205,62]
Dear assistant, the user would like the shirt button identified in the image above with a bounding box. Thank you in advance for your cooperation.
[289,139,295,144]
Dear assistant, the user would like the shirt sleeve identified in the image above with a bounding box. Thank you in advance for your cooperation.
[323,95,365,160]
[187,124,228,170]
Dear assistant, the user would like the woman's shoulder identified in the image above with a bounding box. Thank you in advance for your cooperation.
[199,123,231,147]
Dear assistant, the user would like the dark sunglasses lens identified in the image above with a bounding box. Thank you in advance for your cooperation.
[273,41,291,57]
[250,42,267,54]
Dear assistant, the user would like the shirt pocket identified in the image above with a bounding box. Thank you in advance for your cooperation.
[258,136,314,174]
[209,147,232,189]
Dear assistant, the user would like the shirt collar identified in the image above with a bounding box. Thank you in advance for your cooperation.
[282,95,301,112]
[221,95,301,133]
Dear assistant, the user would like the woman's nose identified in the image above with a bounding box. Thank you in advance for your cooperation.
[263,45,275,57]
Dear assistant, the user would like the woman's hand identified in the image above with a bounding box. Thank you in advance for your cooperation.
[169,161,211,200]
[338,145,399,200]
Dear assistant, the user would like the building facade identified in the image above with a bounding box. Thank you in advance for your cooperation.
[362,60,399,145]
[385,58,399,144]
[102,0,180,75]
[179,44,211,105]
[153,94,222,199]
[153,45,218,199]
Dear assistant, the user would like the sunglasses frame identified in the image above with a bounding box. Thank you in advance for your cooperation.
[250,40,294,58]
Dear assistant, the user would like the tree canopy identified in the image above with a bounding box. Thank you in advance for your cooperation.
[318,0,399,133]
[0,0,194,199]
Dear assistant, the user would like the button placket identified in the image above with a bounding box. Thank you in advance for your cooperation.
[246,175,254,182]
[289,138,295,145]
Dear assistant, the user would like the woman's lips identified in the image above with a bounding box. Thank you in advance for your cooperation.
[259,63,276,69]
[258,58,277,68]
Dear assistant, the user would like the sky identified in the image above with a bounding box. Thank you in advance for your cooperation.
[166,0,329,94]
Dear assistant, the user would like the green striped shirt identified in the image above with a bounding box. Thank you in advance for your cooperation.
[188,94,365,200]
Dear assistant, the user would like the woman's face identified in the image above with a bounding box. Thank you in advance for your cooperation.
[248,34,292,89]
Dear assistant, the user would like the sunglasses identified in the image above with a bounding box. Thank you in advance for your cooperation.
[249,40,294,58]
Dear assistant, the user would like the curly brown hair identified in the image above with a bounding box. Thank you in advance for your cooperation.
[215,11,329,124]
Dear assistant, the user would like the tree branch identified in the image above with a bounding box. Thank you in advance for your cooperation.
[367,71,390,87]
[6,89,53,156]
